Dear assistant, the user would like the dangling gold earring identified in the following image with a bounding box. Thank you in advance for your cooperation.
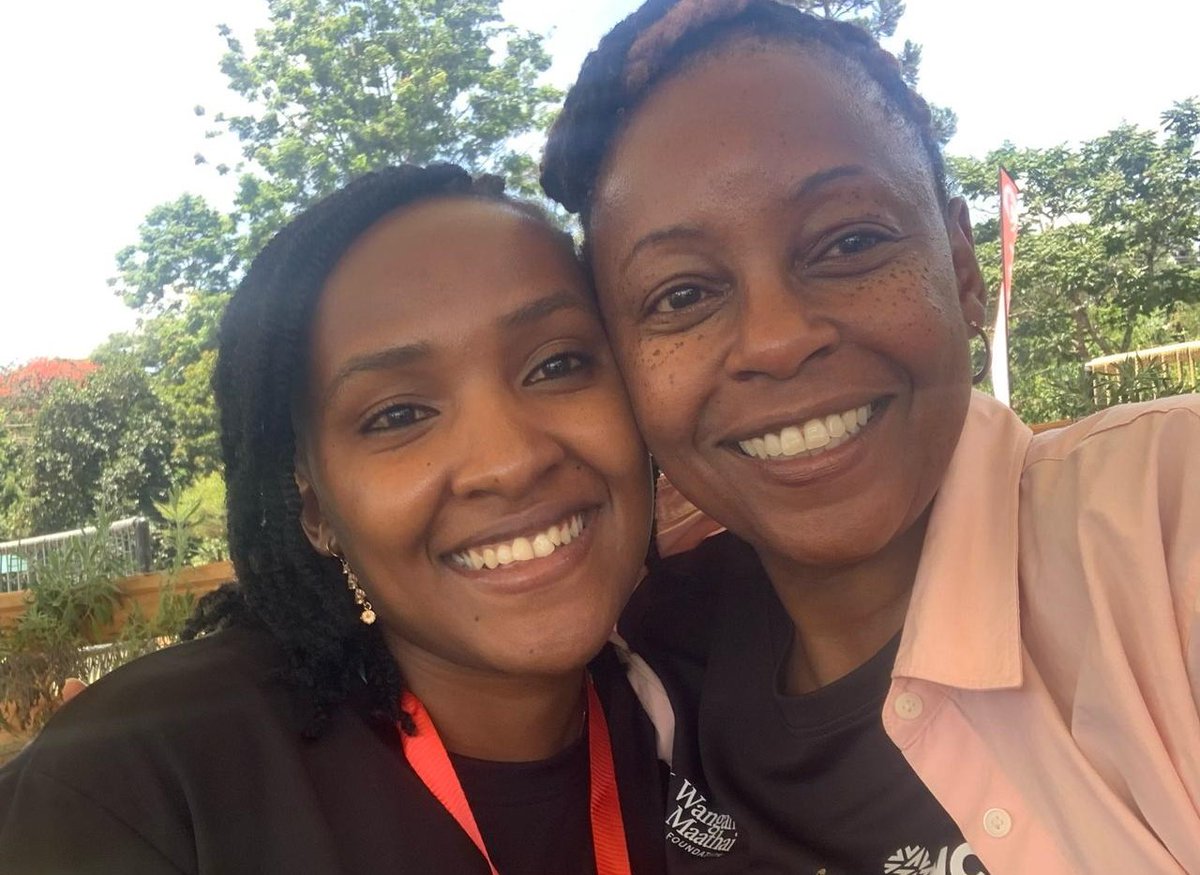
[336,555,376,625]
[968,320,991,385]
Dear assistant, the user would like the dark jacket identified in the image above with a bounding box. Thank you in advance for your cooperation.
[0,626,666,874]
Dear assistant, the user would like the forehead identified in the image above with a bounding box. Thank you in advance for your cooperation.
[591,39,936,237]
[326,198,576,305]
[314,198,585,352]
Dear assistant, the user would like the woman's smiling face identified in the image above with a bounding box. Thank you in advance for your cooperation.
[587,40,985,569]
[296,197,652,680]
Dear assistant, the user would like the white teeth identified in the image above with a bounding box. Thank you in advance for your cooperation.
[511,537,533,561]
[803,419,830,449]
[532,534,554,558]
[451,513,587,571]
[736,403,876,461]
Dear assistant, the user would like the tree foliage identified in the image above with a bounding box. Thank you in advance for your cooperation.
[1,361,103,539]
[110,196,238,313]
[113,2,559,314]
[211,0,558,250]
[0,359,98,406]
[0,413,28,540]
[950,99,1200,422]
[95,292,227,480]
[25,362,175,535]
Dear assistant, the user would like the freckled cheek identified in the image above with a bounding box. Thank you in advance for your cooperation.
[853,267,963,368]
[621,336,715,454]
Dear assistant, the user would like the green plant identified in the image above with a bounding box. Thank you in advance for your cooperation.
[0,510,197,736]
[153,473,228,570]
[116,583,196,661]
[0,510,126,733]
[1089,358,1197,410]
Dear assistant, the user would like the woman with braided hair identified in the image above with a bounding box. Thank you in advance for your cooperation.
[542,1,1200,872]
[0,163,668,874]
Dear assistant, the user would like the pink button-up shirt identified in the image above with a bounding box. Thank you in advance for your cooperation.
[884,391,1200,873]
[643,391,1200,873]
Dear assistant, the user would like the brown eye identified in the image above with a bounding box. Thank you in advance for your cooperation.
[363,404,437,433]
[652,285,707,313]
[525,351,593,385]
[822,230,892,259]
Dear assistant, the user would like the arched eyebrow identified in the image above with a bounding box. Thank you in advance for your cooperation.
[498,288,588,331]
[620,164,867,275]
[785,164,866,203]
[325,341,434,405]
[323,289,588,404]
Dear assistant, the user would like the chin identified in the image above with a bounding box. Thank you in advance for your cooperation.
[756,515,900,569]
[496,620,615,677]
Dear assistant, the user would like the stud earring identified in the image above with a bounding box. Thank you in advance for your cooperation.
[968,320,991,385]
[337,556,376,625]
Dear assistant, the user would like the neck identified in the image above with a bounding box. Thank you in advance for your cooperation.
[758,507,930,695]
[386,639,586,762]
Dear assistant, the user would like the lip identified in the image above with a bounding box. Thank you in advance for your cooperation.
[722,396,891,485]
[442,508,600,595]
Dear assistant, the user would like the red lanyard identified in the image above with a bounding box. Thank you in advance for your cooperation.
[399,677,633,875]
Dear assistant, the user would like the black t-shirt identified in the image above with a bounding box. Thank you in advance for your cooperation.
[0,625,665,874]
[452,733,594,874]
[620,532,989,874]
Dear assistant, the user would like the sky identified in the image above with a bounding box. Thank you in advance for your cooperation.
[2,0,1198,367]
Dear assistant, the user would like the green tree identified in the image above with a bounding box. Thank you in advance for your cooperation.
[0,411,29,539]
[95,293,227,480]
[794,0,956,142]
[950,99,1200,422]
[213,0,558,253]
[110,195,238,313]
[26,362,175,534]
[112,1,559,313]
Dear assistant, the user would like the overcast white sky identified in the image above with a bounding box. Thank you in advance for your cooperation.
[2,0,1197,367]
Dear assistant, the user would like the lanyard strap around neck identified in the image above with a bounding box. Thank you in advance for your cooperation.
[399,677,633,875]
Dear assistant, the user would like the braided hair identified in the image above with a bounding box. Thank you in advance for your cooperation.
[189,163,559,735]
[540,0,947,221]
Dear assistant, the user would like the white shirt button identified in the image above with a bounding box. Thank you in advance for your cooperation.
[893,691,924,720]
[983,807,1012,838]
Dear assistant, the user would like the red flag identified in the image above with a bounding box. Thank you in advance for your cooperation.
[991,168,1020,406]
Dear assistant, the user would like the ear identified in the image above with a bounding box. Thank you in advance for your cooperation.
[945,197,987,326]
[294,461,336,556]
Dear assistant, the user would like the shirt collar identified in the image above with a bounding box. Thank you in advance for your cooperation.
[892,391,1032,690]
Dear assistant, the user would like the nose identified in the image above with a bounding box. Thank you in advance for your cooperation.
[448,385,566,500]
[723,268,838,381]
